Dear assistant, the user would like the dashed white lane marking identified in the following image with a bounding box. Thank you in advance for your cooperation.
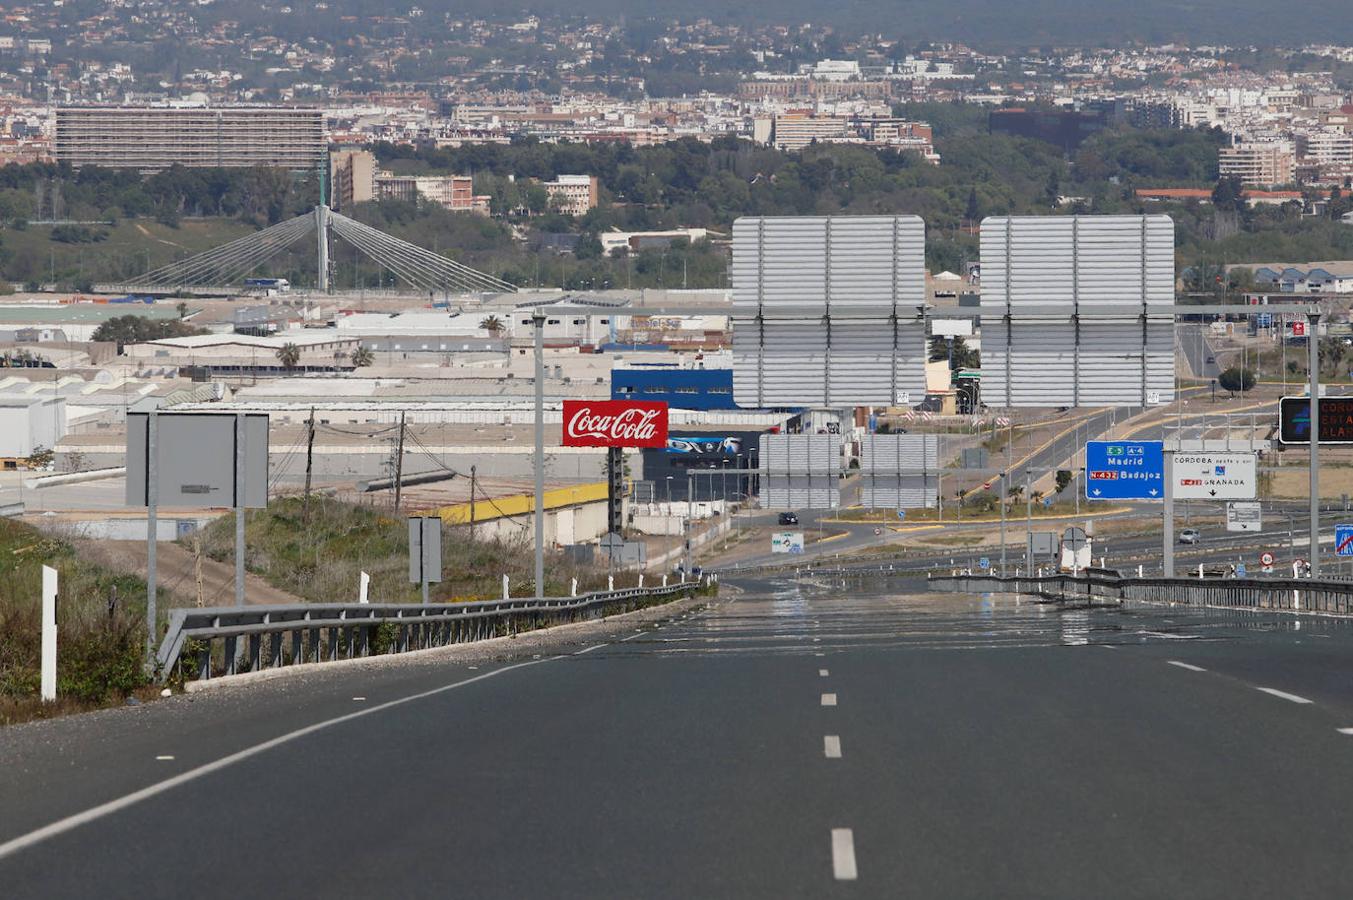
[819,668,830,677]
[824,735,842,759]
[831,828,858,881]
[1167,661,1206,672]
[155,755,174,761]
[814,652,826,657]
[1256,687,1313,705]
[351,696,366,701]
[1338,728,1353,735]
[573,642,609,655]
[821,693,837,707]
[0,655,560,862]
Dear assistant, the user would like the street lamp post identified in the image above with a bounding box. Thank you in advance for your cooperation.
[1025,466,1033,574]
[1309,306,1322,578]
[532,310,545,600]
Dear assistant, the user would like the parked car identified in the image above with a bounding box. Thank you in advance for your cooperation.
[1178,528,1201,544]
[778,512,800,526]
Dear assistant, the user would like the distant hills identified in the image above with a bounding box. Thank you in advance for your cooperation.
[409,0,1352,49]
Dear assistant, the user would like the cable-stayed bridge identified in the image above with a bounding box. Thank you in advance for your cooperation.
[95,205,516,297]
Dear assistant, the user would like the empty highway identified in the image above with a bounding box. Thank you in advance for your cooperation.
[6,580,1353,897]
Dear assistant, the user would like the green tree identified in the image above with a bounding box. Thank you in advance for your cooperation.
[1218,367,1256,396]
[275,342,301,369]
[175,301,189,320]
[91,314,206,352]
[26,445,54,469]
[479,315,505,336]
[350,346,375,368]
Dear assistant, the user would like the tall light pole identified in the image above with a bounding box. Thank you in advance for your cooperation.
[533,310,546,599]
[1025,466,1033,573]
[1308,306,1321,578]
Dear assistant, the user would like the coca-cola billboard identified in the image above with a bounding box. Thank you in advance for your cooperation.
[562,400,669,448]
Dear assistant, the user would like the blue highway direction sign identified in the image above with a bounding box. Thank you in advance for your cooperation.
[1085,440,1165,500]
[1337,524,1353,557]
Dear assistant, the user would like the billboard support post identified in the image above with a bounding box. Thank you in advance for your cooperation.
[234,413,245,607]
[146,410,158,665]
[1309,307,1321,578]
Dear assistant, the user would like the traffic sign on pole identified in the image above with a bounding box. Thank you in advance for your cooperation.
[1336,525,1353,557]
[1227,502,1262,532]
[1172,452,1257,500]
[1085,440,1165,500]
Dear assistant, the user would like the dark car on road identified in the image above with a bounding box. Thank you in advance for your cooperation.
[778,512,800,526]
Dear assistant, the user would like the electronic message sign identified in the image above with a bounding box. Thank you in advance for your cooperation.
[1279,397,1353,445]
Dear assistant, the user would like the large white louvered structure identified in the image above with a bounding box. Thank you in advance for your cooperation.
[980,215,1175,408]
[759,433,843,509]
[858,434,942,509]
[731,216,928,408]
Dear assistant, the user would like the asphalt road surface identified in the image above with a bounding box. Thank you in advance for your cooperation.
[8,579,1353,897]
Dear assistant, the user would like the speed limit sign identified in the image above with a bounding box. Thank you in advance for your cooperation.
[1259,551,1275,568]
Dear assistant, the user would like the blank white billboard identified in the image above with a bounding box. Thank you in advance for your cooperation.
[731,215,928,408]
[979,215,1175,408]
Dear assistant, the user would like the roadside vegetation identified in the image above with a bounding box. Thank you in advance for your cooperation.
[0,518,161,726]
[194,495,624,605]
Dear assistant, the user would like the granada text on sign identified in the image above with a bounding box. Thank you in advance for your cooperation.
[562,401,669,448]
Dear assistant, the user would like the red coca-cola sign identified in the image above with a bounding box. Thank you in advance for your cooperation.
[562,400,669,447]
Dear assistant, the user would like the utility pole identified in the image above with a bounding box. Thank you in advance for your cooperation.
[1309,306,1321,578]
[393,411,406,514]
[469,464,477,538]
[1025,466,1033,573]
[686,471,694,578]
[533,310,546,600]
[302,406,316,520]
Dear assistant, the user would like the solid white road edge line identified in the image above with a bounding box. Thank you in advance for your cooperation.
[1338,728,1353,735]
[0,654,561,862]
[831,828,858,881]
[1167,661,1206,672]
[824,735,842,759]
[819,669,830,677]
[821,693,837,707]
[1256,687,1314,704]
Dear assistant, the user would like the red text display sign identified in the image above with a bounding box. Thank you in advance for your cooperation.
[562,401,669,448]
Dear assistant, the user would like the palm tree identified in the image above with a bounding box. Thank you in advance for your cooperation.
[275,342,301,370]
[479,315,505,336]
[175,301,189,320]
[350,346,375,368]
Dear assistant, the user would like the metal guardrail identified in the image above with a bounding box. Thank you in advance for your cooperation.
[928,573,1353,616]
[155,582,707,682]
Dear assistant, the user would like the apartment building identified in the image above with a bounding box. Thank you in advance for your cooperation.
[329,148,377,210]
[1218,141,1296,187]
[54,105,326,173]
[1298,131,1353,167]
[542,174,599,216]
[770,113,939,161]
[373,173,488,214]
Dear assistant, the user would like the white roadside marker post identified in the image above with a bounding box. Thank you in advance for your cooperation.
[41,565,57,702]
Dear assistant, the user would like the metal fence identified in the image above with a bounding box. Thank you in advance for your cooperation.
[927,573,1353,616]
[156,582,706,683]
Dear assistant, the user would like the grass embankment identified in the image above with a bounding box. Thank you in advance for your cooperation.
[196,496,628,605]
[830,496,1095,524]
[0,518,162,726]
[3,218,256,288]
